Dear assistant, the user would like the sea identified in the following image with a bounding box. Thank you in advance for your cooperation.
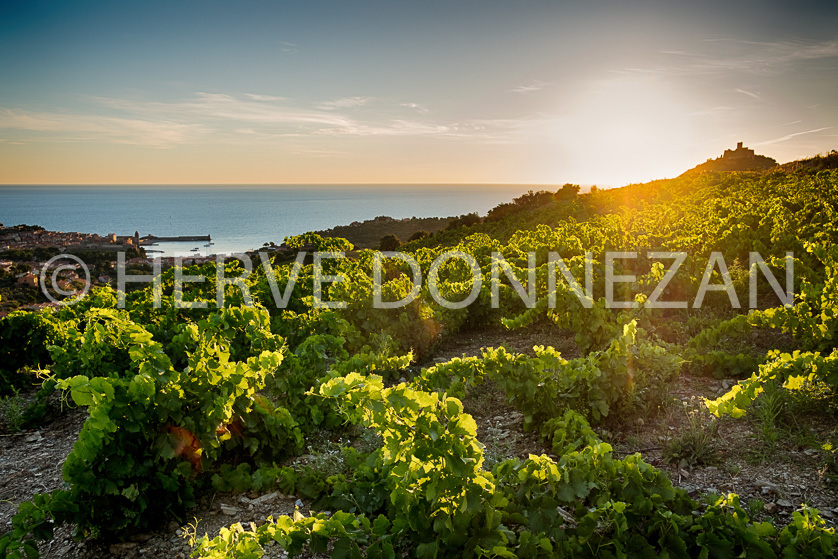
[0,185,531,257]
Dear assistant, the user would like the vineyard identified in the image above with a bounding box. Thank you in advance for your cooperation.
[1,165,838,558]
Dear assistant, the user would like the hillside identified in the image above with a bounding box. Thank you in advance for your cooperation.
[313,215,452,250]
[2,154,838,558]
[776,149,838,173]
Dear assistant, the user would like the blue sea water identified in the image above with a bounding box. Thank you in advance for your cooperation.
[0,185,530,257]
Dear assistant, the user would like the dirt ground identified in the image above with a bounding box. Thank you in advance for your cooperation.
[1,324,836,557]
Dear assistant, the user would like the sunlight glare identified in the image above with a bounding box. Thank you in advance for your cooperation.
[555,78,697,187]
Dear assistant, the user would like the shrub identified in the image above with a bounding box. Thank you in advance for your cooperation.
[407,230,430,242]
[378,234,402,252]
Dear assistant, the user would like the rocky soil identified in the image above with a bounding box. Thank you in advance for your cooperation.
[1,324,836,557]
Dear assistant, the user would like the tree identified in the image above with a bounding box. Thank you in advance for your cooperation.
[513,190,553,207]
[407,230,430,242]
[445,212,481,230]
[555,183,581,201]
[379,234,402,252]
[485,202,517,223]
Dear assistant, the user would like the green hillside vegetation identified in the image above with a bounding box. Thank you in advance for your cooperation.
[2,155,838,557]
[314,216,452,250]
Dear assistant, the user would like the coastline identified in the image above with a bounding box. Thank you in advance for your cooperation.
[0,211,460,314]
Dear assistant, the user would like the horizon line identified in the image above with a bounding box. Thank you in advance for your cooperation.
[0,182,602,188]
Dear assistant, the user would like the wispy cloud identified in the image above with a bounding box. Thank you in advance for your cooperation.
[314,119,452,137]
[279,41,298,54]
[317,96,372,110]
[511,80,549,94]
[734,88,761,100]
[400,102,429,113]
[706,39,838,74]
[92,93,355,128]
[0,108,206,147]
[0,92,523,146]
[622,38,838,78]
[752,127,831,147]
[244,93,289,102]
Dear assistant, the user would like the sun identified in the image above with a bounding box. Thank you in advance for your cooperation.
[555,78,698,186]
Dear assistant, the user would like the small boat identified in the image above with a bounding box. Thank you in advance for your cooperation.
[190,247,199,252]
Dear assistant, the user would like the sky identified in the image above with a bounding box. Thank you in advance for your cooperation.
[1,0,837,187]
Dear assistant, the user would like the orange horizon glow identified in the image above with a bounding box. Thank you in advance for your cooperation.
[1,3,836,187]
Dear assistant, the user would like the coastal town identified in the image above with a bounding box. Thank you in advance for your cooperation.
[0,222,330,316]
[0,225,143,252]
[0,224,224,316]
[0,209,459,316]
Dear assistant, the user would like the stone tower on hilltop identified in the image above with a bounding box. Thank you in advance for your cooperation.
[686,142,777,174]
[723,141,755,159]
